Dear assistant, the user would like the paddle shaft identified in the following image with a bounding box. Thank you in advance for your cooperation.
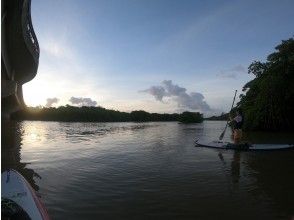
[219,90,237,140]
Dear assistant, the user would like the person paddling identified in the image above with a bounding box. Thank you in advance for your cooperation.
[230,109,243,144]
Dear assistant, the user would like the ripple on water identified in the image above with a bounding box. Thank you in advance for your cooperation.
[3,121,294,220]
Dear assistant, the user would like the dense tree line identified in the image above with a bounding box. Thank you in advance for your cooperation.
[11,105,203,123]
[238,38,294,131]
[178,112,204,123]
[205,112,229,121]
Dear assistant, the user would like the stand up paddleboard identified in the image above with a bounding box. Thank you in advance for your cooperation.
[195,140,294,151]
[1,169,50,220]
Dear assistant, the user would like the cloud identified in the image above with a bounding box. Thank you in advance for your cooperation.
[140,86,167,101]
[162,80,186,96]
[229,64,246,73]
[142,80,211,112]
[69,97,97,107]
[45,97,59,107]
[217,64,246,79]
[175,92,211,111]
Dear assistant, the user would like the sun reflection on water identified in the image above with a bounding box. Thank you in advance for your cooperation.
[21,121,53,150]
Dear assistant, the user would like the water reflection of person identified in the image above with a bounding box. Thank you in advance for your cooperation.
[1,120,41,191]
[218,151,241,184]
[231,151,241,183]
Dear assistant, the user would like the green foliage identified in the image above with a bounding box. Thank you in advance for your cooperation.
[11,105,184,122]
[12,106,131,122]
[130,111,151,121]
[239,38,294,131]
[248,61,268,77]
[130,111,179,122]
[178,111,203,123]
[205,112,229,121]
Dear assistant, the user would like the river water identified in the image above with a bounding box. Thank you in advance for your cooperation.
[2,121,294,219]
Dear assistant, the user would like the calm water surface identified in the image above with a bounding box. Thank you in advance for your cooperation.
[2,121,294,219]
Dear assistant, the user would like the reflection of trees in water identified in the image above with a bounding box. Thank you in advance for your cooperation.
[218,149,293,218]
[244,151,294,218]
[1,120,41,191]
[227,127,294,217]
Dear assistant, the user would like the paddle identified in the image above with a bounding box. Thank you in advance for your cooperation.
[219,90,237,140]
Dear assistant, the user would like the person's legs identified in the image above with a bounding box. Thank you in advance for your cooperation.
[233,129,242,144]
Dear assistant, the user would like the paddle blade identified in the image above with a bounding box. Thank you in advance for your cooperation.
[219,131,225,140]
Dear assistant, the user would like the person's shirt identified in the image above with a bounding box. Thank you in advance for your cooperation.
[234,115,243,129]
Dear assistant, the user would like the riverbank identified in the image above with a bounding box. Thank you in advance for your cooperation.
[11,106,203,123]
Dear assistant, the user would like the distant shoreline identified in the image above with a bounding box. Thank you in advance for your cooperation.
[11,106,204,124]
[205,113,228,121]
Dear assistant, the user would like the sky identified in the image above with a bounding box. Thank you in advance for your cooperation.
[23,0,294,116]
